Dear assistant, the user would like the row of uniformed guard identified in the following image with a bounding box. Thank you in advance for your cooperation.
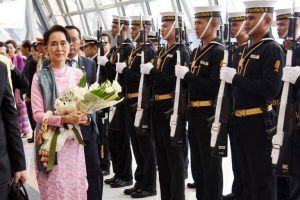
[82,0,300,199]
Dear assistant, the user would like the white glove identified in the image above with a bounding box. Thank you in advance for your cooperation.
[98,55,109,66]
[220,66,236,84]
[282,66,300,84]
[116,62,127,74]
[175,64,189,79]
[140,62,154,74]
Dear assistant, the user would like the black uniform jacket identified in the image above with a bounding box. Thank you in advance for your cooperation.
[123,43,156,94]
[183,38,225,101]
[105,38,135,85]
[231,32,285,110]
[150,44,190,95]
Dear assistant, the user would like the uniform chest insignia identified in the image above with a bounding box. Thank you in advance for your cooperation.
[274,60,280,72]
[166,54,173,58]
[200,60,209,66]
[250,54,260,59]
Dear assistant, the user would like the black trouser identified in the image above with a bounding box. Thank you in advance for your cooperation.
[187,107,223,200]
[124,99,157,192]
[108,104,133,181]
[84,132,103,200]
[26,101,36,138]
[184,136,189,179]
[152,100,185,200]
[231,114,273,200]
[0,181,8,200]
[96,110,111,172]
[228,123,242,196]
[276,128,300,200]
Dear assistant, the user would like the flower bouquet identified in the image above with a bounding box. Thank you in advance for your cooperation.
[37,75,123,171]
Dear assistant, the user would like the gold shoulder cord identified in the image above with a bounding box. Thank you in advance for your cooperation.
[110,48,120,63]
[128,45,143,69]
[157,44,177,71]
[237,41,264,75]
[191,44,216,75]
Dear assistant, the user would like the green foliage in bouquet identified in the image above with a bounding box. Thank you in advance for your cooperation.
[89,80,120,101]
[78,73,87,88]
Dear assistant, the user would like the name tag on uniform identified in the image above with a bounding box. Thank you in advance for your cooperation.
[250,54,260,59]
[166,54,173,58]
[200,60,209,66]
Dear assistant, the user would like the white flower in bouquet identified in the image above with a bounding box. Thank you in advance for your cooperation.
[112,80,122,93]
[89,82,100,91]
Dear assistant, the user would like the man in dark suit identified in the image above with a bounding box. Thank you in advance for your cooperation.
[65,25,103,200]
[0,61,27,199]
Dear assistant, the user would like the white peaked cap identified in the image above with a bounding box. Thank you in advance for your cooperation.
[275,8,292,16]
[119,16,131,21]
[194,6,222,13]
[243,0,277,13]
[228,12,246,19]
[83,35,97,41]
[160,11,183,22]
[194,6,222,18]
[112,15,119,20]
[130,15,152,22]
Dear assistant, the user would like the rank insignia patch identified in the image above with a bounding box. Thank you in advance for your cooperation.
[274,60,280,72]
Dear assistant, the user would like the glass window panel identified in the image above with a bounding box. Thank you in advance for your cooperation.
[95,0,115,6]
[86,12,99,36]
[101,7,119,30]
[71,15,85,36]
[189,0,210,7]
[81,0,96,9]
[64,0,78,12]
[123,3,143,16]
[149,0,174,31]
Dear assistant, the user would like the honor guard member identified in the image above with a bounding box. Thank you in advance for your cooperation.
[83,35,112,176]
[229,12,249,46]
[140,12,190,200]
[276,8,297,50]
[220,0,285,199]
[223,11,249,200]
[277,7,300,200]
[175,6,224,200]
[83,35,99,61]
[98,16,135,188]
[115,15,157,198]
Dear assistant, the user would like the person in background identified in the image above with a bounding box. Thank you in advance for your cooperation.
[0,41,28,96]
[30,42,39,61]
[31,25,89,200]
[140,12,190,200]
[274,7,300,200]
[223,11,249,200]
[176,6,224,200]
[22,40,38,143]
[65,25,103,200]
[220,0,285,199]
[82,34,112,176]
[99,16,135,188]
[115,15,157,198]
[0,61,27,200]
[6,39,30,138]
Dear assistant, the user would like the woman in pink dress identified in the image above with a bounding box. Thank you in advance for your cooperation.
[6,39,30,137]
[31,25,88,200]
